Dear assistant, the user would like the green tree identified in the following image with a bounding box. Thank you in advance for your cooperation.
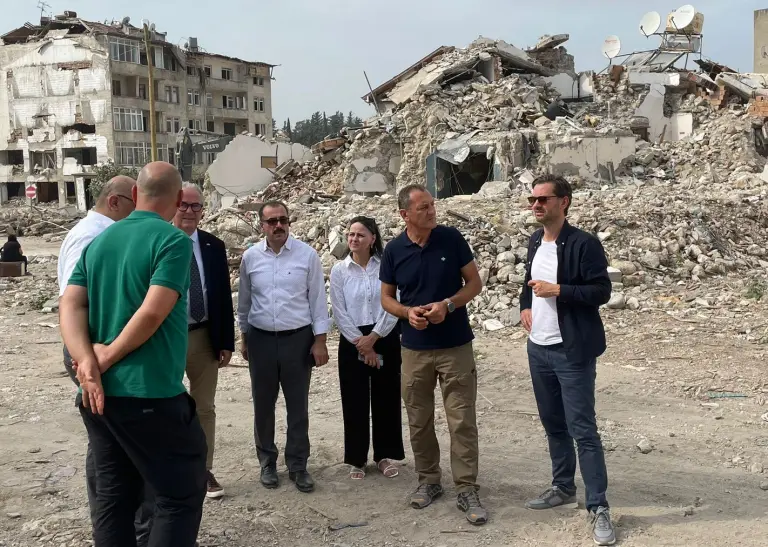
[88,161,139,202]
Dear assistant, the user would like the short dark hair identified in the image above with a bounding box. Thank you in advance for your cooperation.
[531,174,573,215]
[347,216,384,257]
[7,234,17,242]
[258,200,289,220]
[397,184,430,211]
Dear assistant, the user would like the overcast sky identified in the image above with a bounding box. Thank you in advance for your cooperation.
[4,0,765,124]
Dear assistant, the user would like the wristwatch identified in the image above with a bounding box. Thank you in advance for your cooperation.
[444,299,455,313]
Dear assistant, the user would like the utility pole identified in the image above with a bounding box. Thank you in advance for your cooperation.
[143,22,157,161]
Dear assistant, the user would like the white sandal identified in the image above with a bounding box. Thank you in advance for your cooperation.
[377,459,399,478]
[349,466,365,480]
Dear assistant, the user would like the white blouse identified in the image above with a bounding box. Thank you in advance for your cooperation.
[329,255,398,343]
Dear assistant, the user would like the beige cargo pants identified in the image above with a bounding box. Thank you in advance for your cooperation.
[401,342,479,493]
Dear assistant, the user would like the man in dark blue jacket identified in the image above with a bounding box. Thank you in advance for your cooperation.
[519,175,615,546]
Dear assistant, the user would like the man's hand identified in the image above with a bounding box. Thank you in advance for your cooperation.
[311,339,329,367]
[521,309,532,333]
[219,350,232,368]
[354,333,379,355]
[76,358,105,415]
[528,280,560,299]
[92,343,115,373]
[240,334,248,361]
[423,301,448,325]
[407,306,429,330]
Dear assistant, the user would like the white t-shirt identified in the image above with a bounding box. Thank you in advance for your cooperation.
[529,241,563,345]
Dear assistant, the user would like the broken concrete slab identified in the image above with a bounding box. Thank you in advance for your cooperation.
[328,229,348,259]
[527,34,570,52]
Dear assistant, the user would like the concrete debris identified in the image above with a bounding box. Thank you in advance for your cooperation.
[637,438,654,454]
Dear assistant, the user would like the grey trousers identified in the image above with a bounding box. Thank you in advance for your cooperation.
[246,325,314,472]
[64,346,154,546]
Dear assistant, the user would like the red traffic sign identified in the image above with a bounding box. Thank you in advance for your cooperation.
[25,185,36,199]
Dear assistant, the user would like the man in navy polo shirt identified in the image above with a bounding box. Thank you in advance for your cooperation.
[380,184,486,525]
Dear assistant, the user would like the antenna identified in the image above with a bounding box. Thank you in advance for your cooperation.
[602,35,622,60]
[671,4,696,32]
[36,0,51,19]
[639,11,662,37]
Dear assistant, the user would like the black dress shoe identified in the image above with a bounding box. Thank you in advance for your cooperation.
[260,466,279,489]
[288,470,315,493]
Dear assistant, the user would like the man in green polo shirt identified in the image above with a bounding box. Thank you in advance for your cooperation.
[59,161,207,547]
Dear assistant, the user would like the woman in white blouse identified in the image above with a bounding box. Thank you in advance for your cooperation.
[330,216,404,480]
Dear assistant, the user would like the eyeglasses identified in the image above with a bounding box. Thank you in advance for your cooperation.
[527,195,559,205]
[116,194,135,208]
[179,201,203,212]
[262,216,290,226]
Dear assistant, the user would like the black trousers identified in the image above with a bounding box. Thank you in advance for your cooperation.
[79,393,207,547]
[63,346,154,546]
[247,325,314,472]
[338,325,405,468]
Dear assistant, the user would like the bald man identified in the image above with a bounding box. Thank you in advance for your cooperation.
[60,162,207,547]
[56,175,157,544]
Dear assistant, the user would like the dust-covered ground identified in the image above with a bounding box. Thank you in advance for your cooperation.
[1,238,768,547]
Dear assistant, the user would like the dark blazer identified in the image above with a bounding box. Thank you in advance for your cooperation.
[520,221,612,362]
[198,229,235,358]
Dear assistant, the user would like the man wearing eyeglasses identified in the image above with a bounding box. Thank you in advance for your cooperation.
[519,175,614,546]
[237,200,331,493]
[172,182,235,500]
[57,175,157,544]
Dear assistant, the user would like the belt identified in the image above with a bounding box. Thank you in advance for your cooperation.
[189,321,209,332]
[252,325,310,337]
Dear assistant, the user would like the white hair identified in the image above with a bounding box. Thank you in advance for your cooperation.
[182,182,203,201]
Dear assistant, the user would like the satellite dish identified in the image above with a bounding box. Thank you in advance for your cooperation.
[149,23,156,32]
[602,35,622,59]
[639,11,662,36]
[121,16,130,25]
[672,4,696,30]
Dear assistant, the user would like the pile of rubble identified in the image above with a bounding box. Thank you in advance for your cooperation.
[205,168,768,330]
[0,200,81,237]
[200,32,768,329]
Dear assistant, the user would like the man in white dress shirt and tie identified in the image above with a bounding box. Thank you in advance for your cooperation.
[238,200,331,493]
[172,182,235,500]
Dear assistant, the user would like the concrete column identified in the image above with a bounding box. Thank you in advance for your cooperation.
[75,177,87,212]
[58,180,68,207]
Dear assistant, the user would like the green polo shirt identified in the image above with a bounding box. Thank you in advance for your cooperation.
[68,210,192,398]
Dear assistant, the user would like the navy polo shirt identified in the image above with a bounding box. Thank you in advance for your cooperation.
[380,225,475,351]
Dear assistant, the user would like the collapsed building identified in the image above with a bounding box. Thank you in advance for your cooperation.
[261,5,768,205]
[202,7,768,329]
[0,10,275,210]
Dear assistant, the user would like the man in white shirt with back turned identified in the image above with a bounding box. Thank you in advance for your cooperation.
[238,200,331,494]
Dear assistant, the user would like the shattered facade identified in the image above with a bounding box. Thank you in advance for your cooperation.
[0,11,274,210]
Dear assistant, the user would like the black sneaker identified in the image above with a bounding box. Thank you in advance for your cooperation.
[457,490,488,525]
[524,486,578,510]
[409,483,443,509]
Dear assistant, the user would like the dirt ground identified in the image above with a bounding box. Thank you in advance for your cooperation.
[1,238,768,547]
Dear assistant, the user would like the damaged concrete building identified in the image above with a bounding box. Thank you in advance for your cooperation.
[0,11,274,210]
[267,6,768,203]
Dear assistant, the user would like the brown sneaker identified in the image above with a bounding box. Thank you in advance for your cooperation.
[409,483,443,509]
[457,490,488,525]
[206,471,224,499]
